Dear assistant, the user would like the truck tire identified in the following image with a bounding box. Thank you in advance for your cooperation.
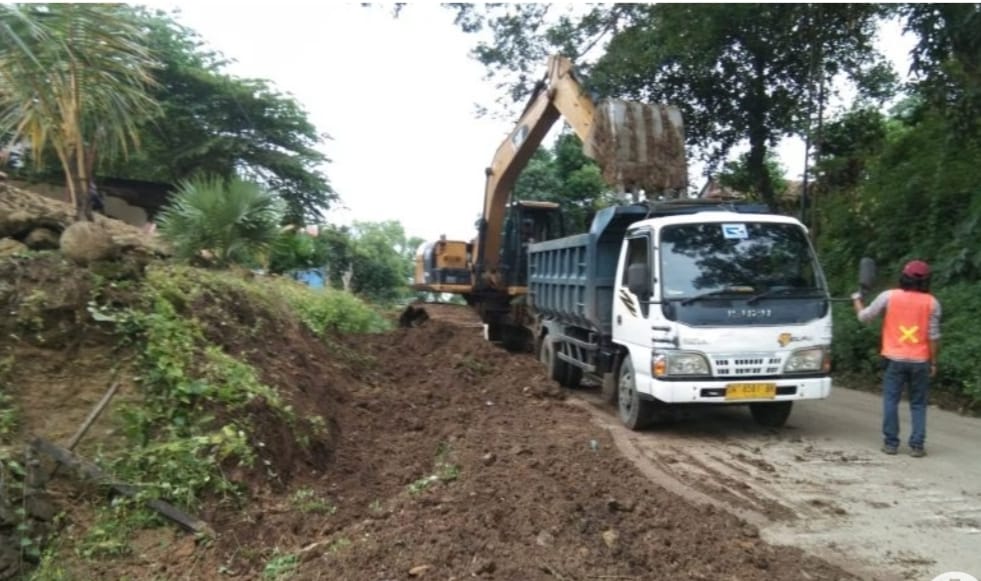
[617,358,652,430]
[543,336,582,388]
[749,401,793,428]
[557,342,582,388]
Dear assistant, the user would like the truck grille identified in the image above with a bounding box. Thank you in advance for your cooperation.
[714,355,782,376]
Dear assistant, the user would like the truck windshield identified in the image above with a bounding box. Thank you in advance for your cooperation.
[659,221,824,301]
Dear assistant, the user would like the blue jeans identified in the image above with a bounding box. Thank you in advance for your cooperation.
[882,359,931,449]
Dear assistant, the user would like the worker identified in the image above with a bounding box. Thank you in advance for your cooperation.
[852,260,941,458]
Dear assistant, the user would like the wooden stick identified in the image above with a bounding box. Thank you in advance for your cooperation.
[65,380,120,451]
[30,436,215,537]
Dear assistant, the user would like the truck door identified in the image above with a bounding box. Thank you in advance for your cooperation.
[613,232,655,356]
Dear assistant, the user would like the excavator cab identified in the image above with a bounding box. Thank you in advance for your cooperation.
[498,200,564,289]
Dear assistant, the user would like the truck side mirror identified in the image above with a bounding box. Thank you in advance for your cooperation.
[627,262,653,298]
[859,257,876,290]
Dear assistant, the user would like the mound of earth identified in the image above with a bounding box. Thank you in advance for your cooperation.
[2,255,853,580]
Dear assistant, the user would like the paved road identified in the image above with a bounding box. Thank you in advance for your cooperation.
[575,386,981,581]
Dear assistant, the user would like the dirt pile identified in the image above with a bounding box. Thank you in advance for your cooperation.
[2,260,855,580]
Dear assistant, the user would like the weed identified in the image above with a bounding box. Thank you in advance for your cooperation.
[262,551,298,580]
[408,442,461,494]
[456,355,491,376]
[288,488,335,515]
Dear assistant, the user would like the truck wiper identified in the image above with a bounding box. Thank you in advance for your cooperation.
[680,286,754,306]
[746,287,825,305]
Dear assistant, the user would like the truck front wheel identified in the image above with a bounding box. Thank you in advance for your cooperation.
[618,358,652,430]
[749,401,793,428]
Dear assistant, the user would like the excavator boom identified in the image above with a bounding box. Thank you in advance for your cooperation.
[411,55,687,346]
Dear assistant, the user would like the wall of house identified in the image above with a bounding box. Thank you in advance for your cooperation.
[10,180,149,227]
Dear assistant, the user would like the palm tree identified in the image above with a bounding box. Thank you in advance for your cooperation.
[0,4,160,220]
[157,176,285,267]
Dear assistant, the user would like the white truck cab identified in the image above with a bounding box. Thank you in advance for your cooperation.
[612,211,831,428]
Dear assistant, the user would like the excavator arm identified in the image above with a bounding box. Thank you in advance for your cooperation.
[411,54,686,347]
[475,56,598,285]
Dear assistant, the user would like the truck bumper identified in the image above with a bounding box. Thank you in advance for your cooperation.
[647,376,831,404]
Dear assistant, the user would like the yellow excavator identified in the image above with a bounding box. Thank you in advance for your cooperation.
[412,55,687,348]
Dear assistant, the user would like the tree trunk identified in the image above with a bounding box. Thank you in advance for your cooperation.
[747,54,776,209]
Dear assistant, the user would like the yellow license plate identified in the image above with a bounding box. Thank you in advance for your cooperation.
[725,382,776,400]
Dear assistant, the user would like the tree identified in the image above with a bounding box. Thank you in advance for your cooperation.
[513,133,611,233]
[0,4,160,220]
[902,4,981,139]
[156,176,284,267]
[717,152,788,201]
[450,4,894,209]
[101,8,337,224]
[347,220,415,303]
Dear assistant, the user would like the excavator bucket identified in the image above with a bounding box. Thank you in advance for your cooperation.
[583,101,688,199]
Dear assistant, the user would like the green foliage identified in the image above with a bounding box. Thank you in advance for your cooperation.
[268,230,330,274]
[157,176,285,267]
[348,221,416,303]
[408,442,461,494]
[932,283,981,404]
[513,133,612,233]
[288,488,336,515]
[76,503,157,560]
[0,3,160,220]
[275,283,390,335]
[262,551,299,580]
[452,4,893,208]
[902,4,981,139]
[101,8,336,224]
[718,152,788,203]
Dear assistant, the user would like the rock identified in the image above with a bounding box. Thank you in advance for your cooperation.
[24,227,60,250]
[535,530,554,547]
[408,564,432,576]
[472,559,495,575]
[0,238,27,257]
[481,453,496,466]
[606,498,635,513]
[24,492,56,521]
[60,221,116,263]
[741,525,760,538]
[601,529,619,549]
[0,210,34,238]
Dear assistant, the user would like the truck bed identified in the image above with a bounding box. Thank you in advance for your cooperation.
[527,205,649,335]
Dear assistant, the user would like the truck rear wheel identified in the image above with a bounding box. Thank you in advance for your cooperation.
[617,358,652,430]
[543,336,582,388]
[749,401,793,427]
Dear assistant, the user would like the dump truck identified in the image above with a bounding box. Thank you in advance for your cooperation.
[529,200,833,430]
[412,55,687,349]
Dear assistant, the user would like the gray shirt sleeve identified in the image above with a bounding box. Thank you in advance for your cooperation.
[929,297,941,340]
[858,290,891,323]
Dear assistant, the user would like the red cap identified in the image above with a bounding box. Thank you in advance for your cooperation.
[902,260,930,278]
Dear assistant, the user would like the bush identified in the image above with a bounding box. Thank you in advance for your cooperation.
[157,176,284,267]
[933,282,981,405]
[270,280,390,335]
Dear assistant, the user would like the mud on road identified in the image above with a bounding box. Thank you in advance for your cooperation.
[575,365,981,581]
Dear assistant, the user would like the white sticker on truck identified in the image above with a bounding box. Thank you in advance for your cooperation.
[722,223,748,239]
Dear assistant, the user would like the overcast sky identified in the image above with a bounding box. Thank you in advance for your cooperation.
[145,2,916,243]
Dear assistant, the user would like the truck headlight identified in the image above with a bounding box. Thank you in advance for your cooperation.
[653,352,710,377]
[784,347,830,374]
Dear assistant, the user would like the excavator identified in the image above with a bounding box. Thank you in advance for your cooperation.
[411,55,688,349]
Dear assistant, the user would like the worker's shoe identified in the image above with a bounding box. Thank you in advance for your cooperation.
[909,447,927,458]
[881,444,898,455]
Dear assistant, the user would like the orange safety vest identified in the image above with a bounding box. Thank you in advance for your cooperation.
[881,290,935,362]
